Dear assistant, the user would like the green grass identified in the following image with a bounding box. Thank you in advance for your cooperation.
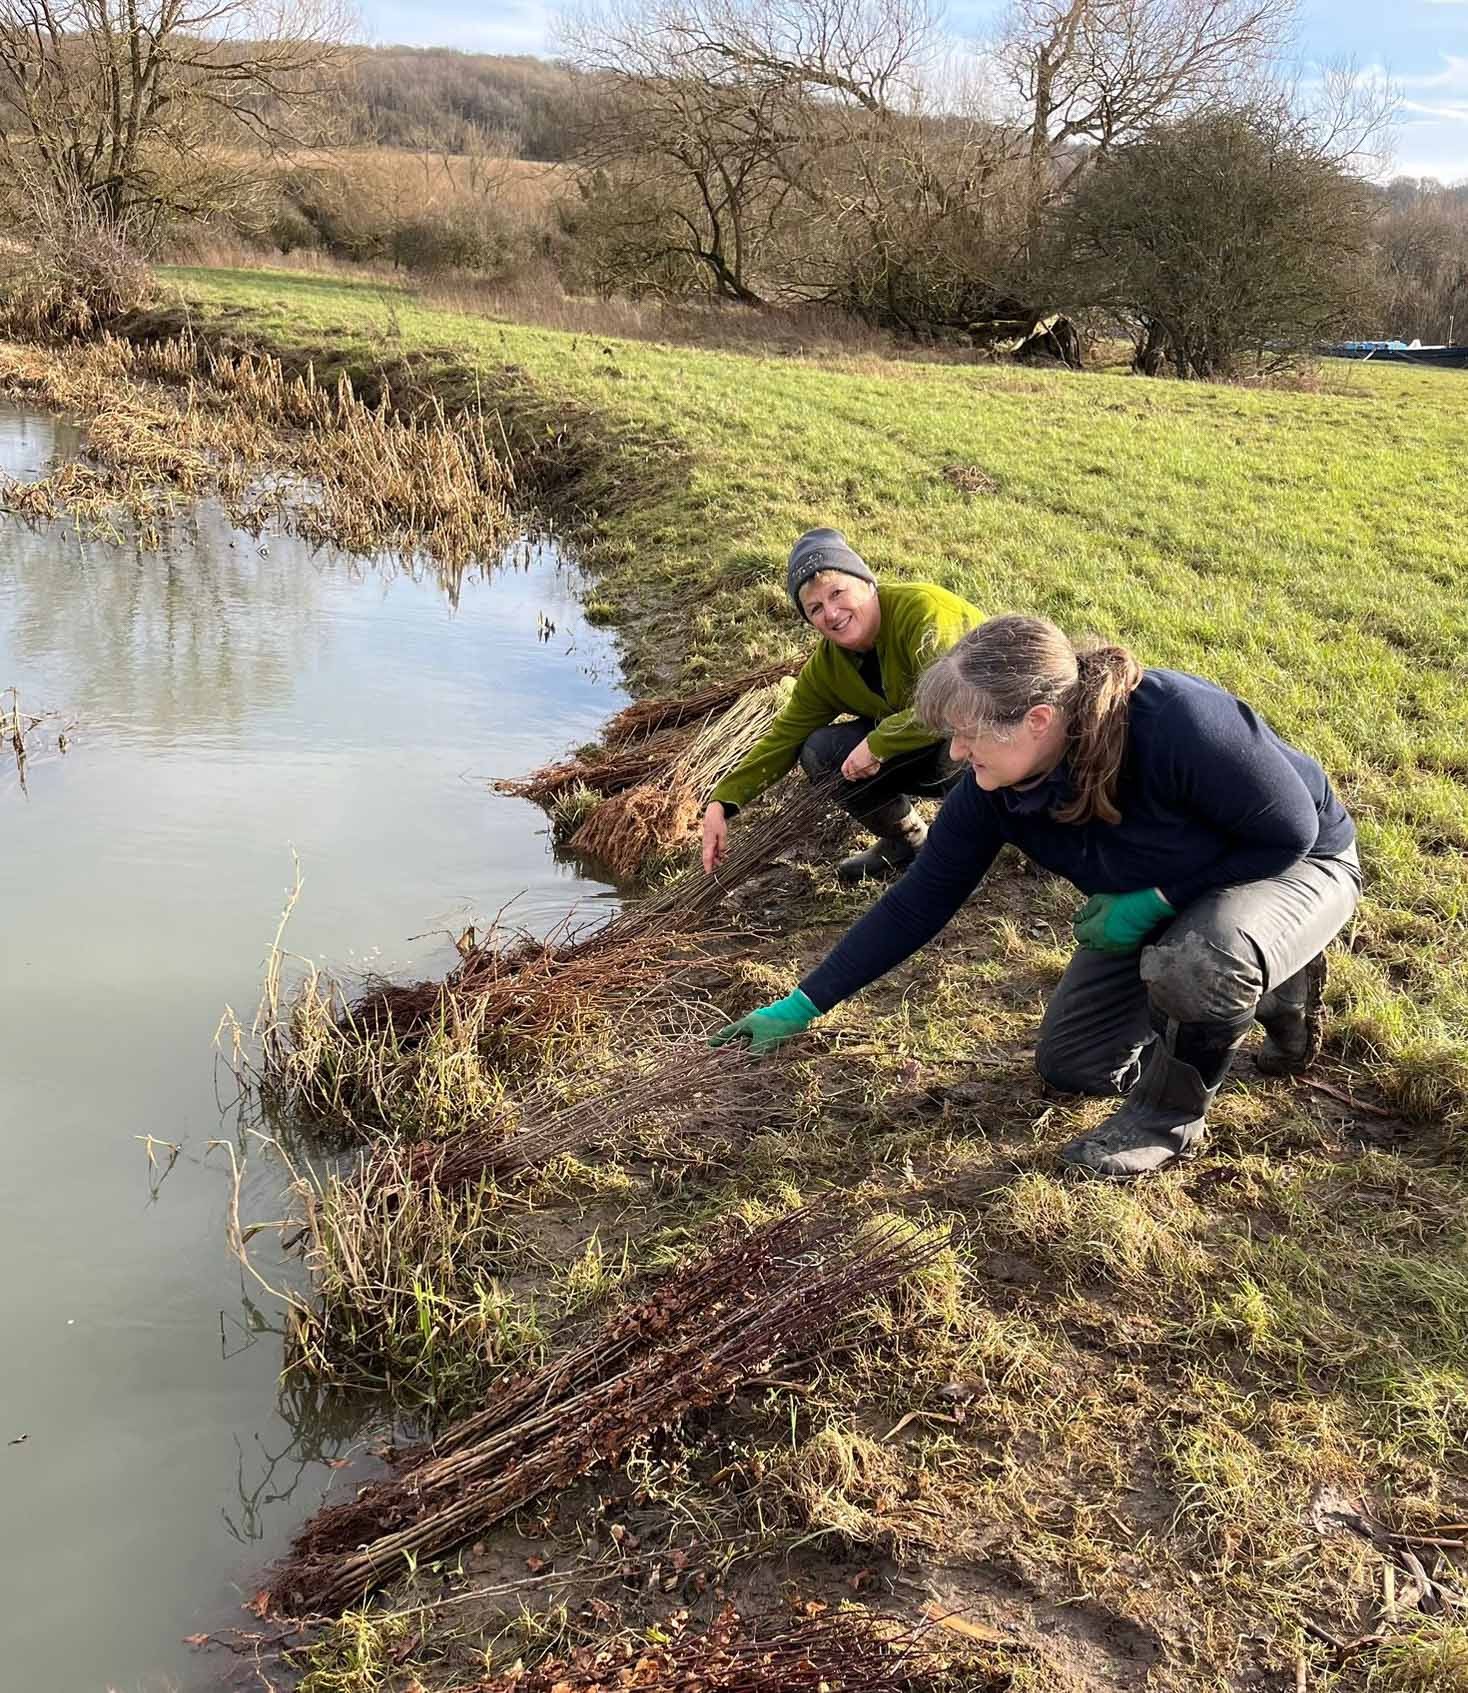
[140,264,1468,1689]
[163,262,1468,1121]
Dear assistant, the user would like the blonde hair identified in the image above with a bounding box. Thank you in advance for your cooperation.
[914,615,1143,825]
[798,568,877,605]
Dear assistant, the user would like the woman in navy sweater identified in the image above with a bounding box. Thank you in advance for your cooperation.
[714,615,1362,1178]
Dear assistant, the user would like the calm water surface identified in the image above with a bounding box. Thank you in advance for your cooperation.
[0,405,624,1690]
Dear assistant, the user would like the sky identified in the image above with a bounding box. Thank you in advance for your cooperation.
[356,0,1468,184]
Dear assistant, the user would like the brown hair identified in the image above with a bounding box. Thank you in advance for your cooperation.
[913,614,1143,825]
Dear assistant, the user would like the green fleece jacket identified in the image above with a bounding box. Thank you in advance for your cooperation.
[710,582,982,812]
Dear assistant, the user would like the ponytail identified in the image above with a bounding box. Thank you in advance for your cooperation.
[1054,642,1143,826]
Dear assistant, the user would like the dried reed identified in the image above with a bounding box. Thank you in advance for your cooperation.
[0,333,515,567]
[455,1604,977,1692]
[567,681,791,878]
[600,660,802,747]
[2,686,75,795]
[264,1206,947,1615]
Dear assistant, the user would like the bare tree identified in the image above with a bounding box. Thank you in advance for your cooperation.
[560,0,1030,324]
[1375,180,1468,344]
[0,0,355,242]
[998,0,1297,230]
[561,0,813,302]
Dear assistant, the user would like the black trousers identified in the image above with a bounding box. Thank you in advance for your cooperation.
[797,718,961,824]
[1035,844,1362,1096]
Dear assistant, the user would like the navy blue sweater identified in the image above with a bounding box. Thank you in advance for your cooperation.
[800,669,1355,1013]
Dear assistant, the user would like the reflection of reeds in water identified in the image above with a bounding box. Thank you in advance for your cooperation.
[0,332,514,568]
[566,679,792,879]
[265,1205,947,1617]
[1,687,74,795]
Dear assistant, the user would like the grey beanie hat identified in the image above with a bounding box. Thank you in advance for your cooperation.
[787,527,877,619]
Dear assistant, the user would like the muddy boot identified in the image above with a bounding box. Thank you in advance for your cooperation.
[1058,1014,1252,1180]
[1255,953,1327,1076]
[836,801,927,885]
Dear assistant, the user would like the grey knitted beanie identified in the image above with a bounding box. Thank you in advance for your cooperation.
[786,528,877,619]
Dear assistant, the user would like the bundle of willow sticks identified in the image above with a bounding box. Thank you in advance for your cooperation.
[394,1041,788,1190]
[264,1206,945,1617]
[599,660,803,747]
[567,682,792,879]
[492,724,694,806]
[453,1604,979,1692]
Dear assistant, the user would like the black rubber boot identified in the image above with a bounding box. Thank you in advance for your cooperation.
[1059,1013,1253,1180]
[836,801,927,884]
[1255,953,1327,1076]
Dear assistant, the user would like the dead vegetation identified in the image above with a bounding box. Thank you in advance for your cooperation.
[2,686,74,794]
[449,1602,997,1692]
[0,330,514,565]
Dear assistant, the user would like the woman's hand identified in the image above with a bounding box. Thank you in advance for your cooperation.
[1073,888,1175,954]
[701,802,729,874]
[709,989,820,1053]
[841,737,883,781]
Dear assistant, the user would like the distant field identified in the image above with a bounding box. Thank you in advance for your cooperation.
[244,145,573,212]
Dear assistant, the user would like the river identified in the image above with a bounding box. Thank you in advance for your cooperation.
[0,403,624,1690]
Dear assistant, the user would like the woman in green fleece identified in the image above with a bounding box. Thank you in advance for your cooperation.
[702,528,983,883]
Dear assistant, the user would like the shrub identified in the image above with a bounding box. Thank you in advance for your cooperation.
[0,188,154,337]
[1061,105,1379,378]
[387,205,519,276]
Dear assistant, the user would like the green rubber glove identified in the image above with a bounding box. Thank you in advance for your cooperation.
[1073,888,1175,954]
[709,988,820,1054]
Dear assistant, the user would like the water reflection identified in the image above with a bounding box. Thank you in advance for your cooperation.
[0,404,625,1692]
[221,1375,383,1550]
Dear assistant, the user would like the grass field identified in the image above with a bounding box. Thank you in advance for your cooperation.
[140,267,1468,1687]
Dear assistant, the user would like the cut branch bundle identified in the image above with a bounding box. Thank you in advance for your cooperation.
[453,1604,981,1692]
[347,770,840,1045]
[493,724,695,806]
[567,680,793,879]
[264,1206,946,1617]
[348,913,678,1052]
[601,659,802,747]
[397,1041,786,1190]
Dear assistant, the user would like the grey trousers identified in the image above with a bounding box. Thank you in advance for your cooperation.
[1035,846,1362,1097]
[798,718,961,823]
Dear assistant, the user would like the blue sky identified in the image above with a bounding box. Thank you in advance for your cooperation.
[358,0,1468,182]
